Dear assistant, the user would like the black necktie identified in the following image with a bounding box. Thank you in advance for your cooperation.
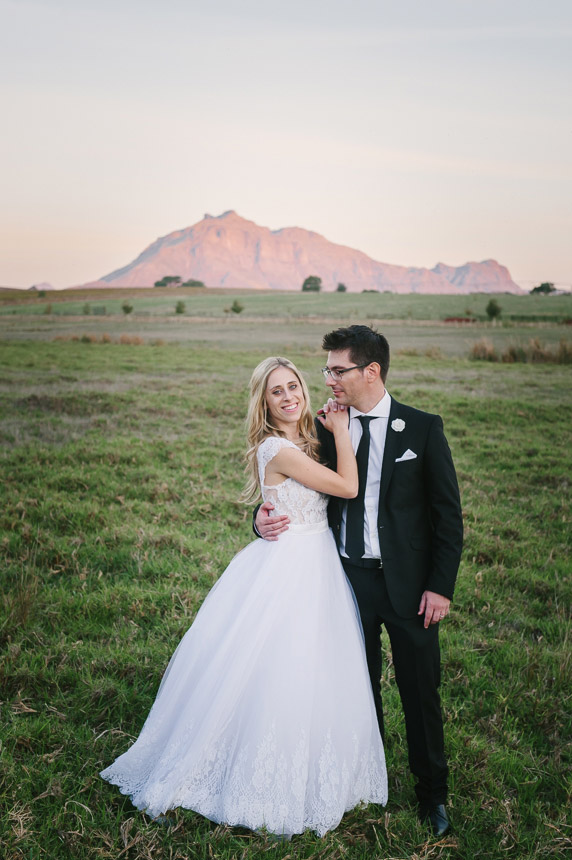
[345,416,377,559]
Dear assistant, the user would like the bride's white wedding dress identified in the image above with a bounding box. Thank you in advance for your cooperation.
[100,436,387,836]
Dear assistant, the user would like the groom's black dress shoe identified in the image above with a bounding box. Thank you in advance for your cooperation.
[419,803,450,837]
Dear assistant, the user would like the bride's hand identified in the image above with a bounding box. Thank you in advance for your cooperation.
[317,400,348,433]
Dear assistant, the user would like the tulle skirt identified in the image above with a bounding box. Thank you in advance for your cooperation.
[100,521,387,836]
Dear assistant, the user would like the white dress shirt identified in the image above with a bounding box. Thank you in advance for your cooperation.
[340,392,392,559]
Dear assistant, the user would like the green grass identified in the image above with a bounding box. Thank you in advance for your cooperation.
[1,304,571,859]
[2,286,572,324]
[2,291,570,365]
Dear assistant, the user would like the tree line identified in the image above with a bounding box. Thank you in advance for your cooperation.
[154,276,205,288]
[152,274,559,297]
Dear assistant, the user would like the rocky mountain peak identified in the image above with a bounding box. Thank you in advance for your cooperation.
[82,212,523,293]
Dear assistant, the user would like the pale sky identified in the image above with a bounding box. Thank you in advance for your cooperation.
[1,0,571,289]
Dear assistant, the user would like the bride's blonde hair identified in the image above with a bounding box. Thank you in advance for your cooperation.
[241,356,319,502]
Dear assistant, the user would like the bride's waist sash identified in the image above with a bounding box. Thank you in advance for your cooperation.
[285,519,330,536]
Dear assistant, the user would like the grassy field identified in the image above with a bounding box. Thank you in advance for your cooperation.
[1,295,571,860]
[1,289,571,358]
[2,287,572,323]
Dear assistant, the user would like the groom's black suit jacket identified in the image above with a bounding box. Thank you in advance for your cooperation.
[317,398,463,618]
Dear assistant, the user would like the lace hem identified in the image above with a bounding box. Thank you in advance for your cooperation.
[101,722,387,836]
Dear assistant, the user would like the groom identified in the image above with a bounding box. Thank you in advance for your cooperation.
[255,325,463,837]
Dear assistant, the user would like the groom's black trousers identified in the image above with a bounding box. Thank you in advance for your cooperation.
[342,560,448,806]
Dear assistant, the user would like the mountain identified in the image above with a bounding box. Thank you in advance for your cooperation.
[431,261,519,292]
[81,211,523,293]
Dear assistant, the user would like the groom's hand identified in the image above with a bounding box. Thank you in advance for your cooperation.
[255,502,290,541]
[418,590,451,629]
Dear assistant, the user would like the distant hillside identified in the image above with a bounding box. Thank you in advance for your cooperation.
[29,282,56,291]
[79,211,524,294]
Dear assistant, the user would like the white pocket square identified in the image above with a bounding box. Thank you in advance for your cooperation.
[395,449,417,462]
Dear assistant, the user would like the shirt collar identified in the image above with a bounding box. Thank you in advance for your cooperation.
[349,391,391,421]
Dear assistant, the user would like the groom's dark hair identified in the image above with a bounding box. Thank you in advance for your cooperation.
[322,325,390,382]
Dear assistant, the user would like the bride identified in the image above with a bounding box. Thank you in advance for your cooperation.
[100,356,387,837]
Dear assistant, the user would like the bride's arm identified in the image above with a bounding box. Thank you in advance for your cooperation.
[266,407,358,499]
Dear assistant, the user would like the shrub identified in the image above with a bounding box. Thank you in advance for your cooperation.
[302,276,322,292]
[121,301,133,315]
[101,333,112,343]
[336,283,347,292]
[83,303,91,315]
[43,303,52,315]
[154,276,181,287]
[38,290,46,298]
[175,301,186,315]
[182,279,205,287]
[230,300,244,314]
[470,338,499,362]
[119,335,143,345]
[530,282,556,294]
[486,298,502,321]
[93,306,106,316]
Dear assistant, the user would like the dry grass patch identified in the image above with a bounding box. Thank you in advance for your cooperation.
[52,334,147,346]
[470,336,572,364]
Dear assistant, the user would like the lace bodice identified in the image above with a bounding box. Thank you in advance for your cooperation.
[257,436,329,525]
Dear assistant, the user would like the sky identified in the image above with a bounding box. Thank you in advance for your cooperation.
[1,0,571,290]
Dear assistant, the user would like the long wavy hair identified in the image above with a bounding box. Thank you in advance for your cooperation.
[241,356,319,502]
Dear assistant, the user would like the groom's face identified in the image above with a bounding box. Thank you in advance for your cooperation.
[324,349,369,408]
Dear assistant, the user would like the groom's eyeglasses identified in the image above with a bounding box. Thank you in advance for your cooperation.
[321,364,370,382]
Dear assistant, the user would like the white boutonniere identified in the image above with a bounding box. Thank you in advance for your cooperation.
[391,418,405,432]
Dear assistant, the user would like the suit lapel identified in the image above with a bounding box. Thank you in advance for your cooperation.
[379,399,402,503]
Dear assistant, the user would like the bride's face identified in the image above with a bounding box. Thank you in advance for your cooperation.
[265,367,305,431]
